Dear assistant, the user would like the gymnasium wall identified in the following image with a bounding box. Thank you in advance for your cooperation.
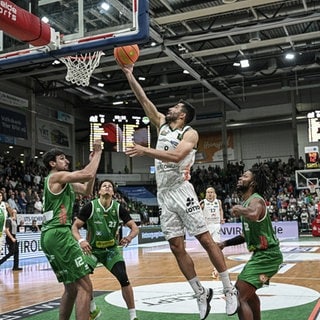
[0,80,319,176]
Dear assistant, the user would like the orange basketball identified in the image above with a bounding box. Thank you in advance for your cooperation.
[114,44,140,65]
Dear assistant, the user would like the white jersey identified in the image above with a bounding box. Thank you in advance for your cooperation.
[155,124,196,190]
[202,199,221,224]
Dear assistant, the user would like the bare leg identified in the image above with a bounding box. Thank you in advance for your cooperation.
[75,275,92,320]
[121,284,135,309]
[59,283,77,320]
[195,231,227,272]
[248,291,261,320]
[168,236,196,280]
[236,279,260,320]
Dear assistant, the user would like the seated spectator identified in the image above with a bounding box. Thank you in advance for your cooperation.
[7,193,21,214]
[26,188,36,214]
[30,219,40,232]
[33,194,43,214]
[18,220,26,233]
[17,190,27,214]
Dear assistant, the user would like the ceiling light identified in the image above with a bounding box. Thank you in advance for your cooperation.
[100,2,110,11]
[285,52,295,60]
[97,82,104,87]
[41,16,49,23]
[138,76,146,81]
[150,42,157,47]
[240,59,250,68]
[113,101,124,105]
[233,62,241,67]
[183,70,190,74]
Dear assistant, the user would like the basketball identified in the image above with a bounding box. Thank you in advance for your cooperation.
[114,44,140,65]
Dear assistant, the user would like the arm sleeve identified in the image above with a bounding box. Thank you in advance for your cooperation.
[76,202,93,223]
[224,235,245,247]
[119,205,133,224]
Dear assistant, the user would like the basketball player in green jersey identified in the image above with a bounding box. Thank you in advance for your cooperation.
[219,164,283,320]
[72,179,139,320]
[0,206,5,255]
[41,140,102,320]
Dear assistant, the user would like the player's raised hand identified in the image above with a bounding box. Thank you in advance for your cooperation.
[89,139,102,161]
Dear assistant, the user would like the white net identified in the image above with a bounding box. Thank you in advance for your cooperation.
[60,51,104,87]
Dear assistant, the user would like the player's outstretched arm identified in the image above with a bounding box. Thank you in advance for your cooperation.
[119,63,165,128]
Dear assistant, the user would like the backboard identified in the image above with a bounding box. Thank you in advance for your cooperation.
[295,169,320,190]
[0,0,149,69]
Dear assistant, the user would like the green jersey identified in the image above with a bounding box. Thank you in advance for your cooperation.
[42,174,75,232]
[86,199,120,249]
[0,207,5,236]
[242,193,279,252]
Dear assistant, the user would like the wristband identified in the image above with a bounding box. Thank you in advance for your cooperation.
[78,238,86,244]
[224,235,245,247]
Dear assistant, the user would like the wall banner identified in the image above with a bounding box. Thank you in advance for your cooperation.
[36,118,70,148]
[0,90,28,108]
[0,107,27,139]
[196,131,234,163]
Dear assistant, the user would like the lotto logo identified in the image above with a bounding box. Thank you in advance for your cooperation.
[185,197,200,214]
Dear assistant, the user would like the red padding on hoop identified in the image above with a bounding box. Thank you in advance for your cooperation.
[0,0,51,46]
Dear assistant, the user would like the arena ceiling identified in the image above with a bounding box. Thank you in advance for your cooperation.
[1,0,320,135]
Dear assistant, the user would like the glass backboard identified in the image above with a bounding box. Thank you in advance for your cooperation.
[0,0,149,69]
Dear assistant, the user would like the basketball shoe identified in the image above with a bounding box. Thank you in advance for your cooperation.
[196,287,213,320]
[224,287,239,316]
[89,307,101,320]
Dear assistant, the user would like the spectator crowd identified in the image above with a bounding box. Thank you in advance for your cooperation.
[0,154,317,233]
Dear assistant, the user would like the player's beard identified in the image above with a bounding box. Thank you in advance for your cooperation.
[165,111,179,123]
[236,182,250,195]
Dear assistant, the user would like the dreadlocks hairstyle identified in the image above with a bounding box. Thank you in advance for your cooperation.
[249,164,273,199]
[42,149,65,171]
[179,99,195,124]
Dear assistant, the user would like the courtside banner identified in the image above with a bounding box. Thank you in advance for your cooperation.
[138,225,165,243]
[1,230,87,260]
[220,221,299,240]
[186,221,299,241]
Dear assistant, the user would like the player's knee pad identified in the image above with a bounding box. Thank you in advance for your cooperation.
[111,261,130,287]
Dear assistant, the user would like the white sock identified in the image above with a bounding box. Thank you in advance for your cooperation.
[128,308,137,320]
[219,271,233,291]
[188,277,204,295]
[90,299,96,312]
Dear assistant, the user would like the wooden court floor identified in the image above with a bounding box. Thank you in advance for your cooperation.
[0,237,319,315]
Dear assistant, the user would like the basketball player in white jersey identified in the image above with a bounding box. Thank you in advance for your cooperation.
[120,62,238,319]
[200,187,225,278]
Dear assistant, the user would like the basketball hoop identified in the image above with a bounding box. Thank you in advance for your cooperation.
[60,51,105,87]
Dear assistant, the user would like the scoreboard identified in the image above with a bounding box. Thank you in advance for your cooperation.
[89,113,151,152]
